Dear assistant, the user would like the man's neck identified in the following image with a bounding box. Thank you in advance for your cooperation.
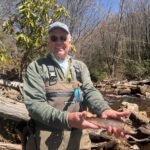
[50,53,70,76]
[51,53,69,63]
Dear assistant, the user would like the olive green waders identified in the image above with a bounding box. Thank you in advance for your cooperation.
[25,81,92,150]
[26,128,91,150]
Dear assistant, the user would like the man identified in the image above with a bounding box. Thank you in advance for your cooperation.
[23,21,129,150]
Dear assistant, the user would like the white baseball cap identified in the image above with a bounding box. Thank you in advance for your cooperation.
[48,21,70,33]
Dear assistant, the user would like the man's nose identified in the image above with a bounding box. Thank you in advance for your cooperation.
[55,40,63,44]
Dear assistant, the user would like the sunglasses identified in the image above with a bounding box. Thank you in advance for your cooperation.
[50,35,67,42]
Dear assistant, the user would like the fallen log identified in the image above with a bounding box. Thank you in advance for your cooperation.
[0,96,30,121]
[95,78,150,98]
[0,142,21,150]
[0,79,23,89]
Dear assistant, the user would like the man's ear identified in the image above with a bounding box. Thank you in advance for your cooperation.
[68,41,72,50]
[48,40,51,48]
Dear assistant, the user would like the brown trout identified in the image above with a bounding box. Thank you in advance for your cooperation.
[86,117,137,134]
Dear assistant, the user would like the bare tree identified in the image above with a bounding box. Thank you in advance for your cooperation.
[0,0,19,23]
[59,0,110,43]
[76,0,150,80]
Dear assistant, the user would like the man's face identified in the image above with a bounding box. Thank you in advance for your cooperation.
[48,28,71,60]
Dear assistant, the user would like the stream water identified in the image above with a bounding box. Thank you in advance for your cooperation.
[105,95,150,117]
[104,94,150,150]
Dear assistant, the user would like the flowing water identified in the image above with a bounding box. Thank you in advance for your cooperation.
[105,95,150,117]
[105,95,150,149]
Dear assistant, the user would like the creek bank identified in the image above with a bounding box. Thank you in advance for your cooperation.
[95,78,150,99]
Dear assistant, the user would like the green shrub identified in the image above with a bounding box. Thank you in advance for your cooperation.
[124,62,147,80]
[90,68,108,82]
[143,59,150,77]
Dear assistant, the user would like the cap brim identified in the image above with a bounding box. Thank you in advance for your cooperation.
[48,26,69,33]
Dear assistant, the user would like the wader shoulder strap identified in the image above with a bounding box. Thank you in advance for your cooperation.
[47,65,57,82]
[72,59,82,83]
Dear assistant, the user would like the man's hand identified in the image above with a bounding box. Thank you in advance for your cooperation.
[101,109,130,137]
[68,111,99,129]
